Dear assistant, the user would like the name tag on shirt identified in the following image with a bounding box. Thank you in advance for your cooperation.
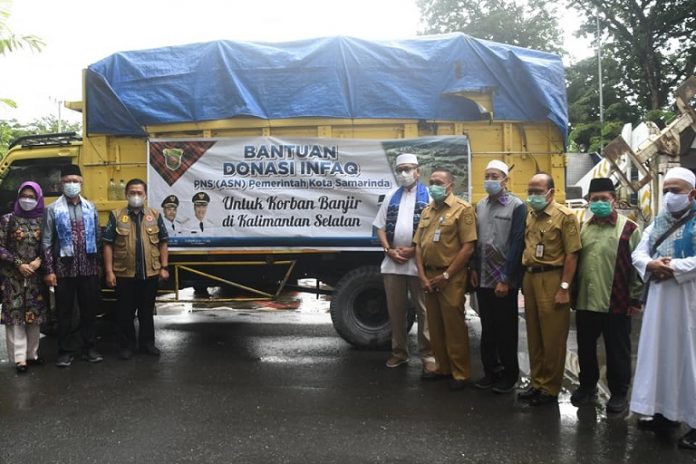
[433,229,441,242]
[535,243,545,258]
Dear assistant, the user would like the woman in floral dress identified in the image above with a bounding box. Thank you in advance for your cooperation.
[0,181,47,373]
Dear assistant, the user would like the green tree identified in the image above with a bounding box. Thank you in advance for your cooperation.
[566,53,642,152]
[417,0,564,53]
[569,0,696,111]
[0,116,81,157]
[0,0,44,108]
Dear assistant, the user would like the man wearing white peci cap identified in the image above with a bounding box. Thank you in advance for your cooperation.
[470,160,527,393]
[631,166,696,450]
[373,153,436,374]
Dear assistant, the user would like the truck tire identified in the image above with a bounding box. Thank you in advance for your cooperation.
[330,265,414,349]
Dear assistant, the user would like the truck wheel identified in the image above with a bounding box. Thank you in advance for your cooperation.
[330,266,415,349]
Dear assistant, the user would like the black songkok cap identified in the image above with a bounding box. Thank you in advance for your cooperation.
[588,177,615,193]
[60,164,82,177]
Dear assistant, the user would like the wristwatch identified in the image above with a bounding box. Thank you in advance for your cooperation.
[560,281,570,290]
[383,247,390,254]
[442,271,450,280]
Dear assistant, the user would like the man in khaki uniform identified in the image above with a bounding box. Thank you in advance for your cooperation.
[414,168,477,390]
[518,172,581,405]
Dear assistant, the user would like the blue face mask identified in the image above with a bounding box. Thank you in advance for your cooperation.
[63,182,81,198]
[484,180,503,195]
[428,184,448,202]
[527,193,549,211]
[589,200,612,217]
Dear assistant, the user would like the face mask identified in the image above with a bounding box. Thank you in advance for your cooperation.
[18,198,37,211]
[63,182,81,198]
[397,171,416,187]
[527,193,549,212]
[589,200,612,217]
[128,195,145,208]
[484,180,503,195]
[664,192,692,213]
[428,184,448,202]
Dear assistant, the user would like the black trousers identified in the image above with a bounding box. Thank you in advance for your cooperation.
[114,277,159,350]
[476,287,520,383]
[576,310,632,396]
[56,275,99,354]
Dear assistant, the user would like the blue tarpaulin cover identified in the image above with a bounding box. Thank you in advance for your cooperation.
[86,33,568,142]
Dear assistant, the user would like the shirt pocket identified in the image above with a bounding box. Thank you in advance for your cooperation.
[146,226,160,245]
[114,226,130,248]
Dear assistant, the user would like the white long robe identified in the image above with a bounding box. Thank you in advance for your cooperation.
[631,223,696,428]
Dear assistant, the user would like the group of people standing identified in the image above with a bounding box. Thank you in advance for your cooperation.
[1,165,169,372]
[374,154,696,451]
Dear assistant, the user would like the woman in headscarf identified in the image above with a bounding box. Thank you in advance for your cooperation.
[0,181,47,373]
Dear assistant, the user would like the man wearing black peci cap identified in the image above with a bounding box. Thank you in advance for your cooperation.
[571,177,642,413]
[41,164,103,367]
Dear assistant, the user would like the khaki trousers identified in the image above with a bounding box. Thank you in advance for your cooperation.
[383,274,434,365]
[5,323,41,363]
[424,270,470,380]
[522,269,570,396]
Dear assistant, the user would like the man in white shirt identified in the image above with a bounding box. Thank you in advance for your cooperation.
[161,195,187,235]
[373,153,435,374]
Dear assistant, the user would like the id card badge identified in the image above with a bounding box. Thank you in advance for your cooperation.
[433,229,441,242]
[535,243,545,258]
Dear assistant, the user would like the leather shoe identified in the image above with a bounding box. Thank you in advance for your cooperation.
[474,374,498,390]
[492,379,517,394]
[570,386,598,404]
[530,391,558,406]
[637,414,680,430]
[27,357,45,366]
[678,429,696,450]
[420,370,449,381]
[448,379,468,391]
[517,386,540,401]
[15,363,28,374]
[139,345,161,356]
[605,395,628,414]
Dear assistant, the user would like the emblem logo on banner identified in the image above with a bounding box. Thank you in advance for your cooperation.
[163,148,184,170]
[150,141,216,186]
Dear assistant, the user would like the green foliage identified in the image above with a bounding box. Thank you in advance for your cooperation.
[566,54,642,152]
[0,116,82,157]
[569,0,696,110]
[0,0,44,55]
[417,0,564,53]
[0,0,44,109]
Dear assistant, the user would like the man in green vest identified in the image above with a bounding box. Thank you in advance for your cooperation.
[572,177,642,413]
[103,179,169,360]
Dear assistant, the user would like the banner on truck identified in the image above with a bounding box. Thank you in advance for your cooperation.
[148,136,469,247]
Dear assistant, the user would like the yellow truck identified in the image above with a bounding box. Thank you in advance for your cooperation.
[1,34,568,348]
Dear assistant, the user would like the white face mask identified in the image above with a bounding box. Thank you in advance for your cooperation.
[397,169,416,187]
[18,198,38,211]
[63,182,81,198]
[664,192,692,213]
[128,195,145,208]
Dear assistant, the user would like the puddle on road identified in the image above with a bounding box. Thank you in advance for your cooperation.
[155,279,331,316]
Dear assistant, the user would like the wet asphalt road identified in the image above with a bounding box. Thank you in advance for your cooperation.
[0,296,694,464]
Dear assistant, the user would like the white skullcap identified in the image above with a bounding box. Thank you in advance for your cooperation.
[486,160,509,176]
[395,153,419,166]
[664,167,696,187]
